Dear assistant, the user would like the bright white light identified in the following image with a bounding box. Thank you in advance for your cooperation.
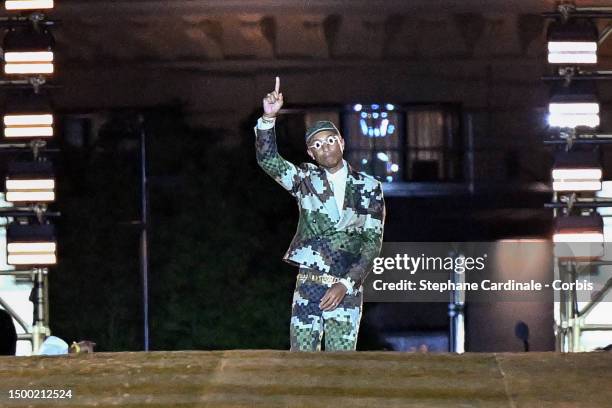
[8,254,56,265]
[553,233,604,243]
[596,181,612,198]
[548,41,597,53]
[4,51,53,63]
[4,126,53,138]
[390,163,399,172]
[379,118,389,136]
[5,0,53,10]
[598,207,612,216]
[360,119,368,135]
[386,104,395,111]
[549,103,599,114]
[353,104,362,112]
[377,152,389,162]
[548,53,598,64]
[6,179,55,190]
[4,114,53,126]
[8,242,56,253]
[386,176,393,182]
[368,128,374,137]
[374,128,380,137]
[388,125,395,134]
[372,112,379,119]
[5,63,54,75]
[361,158,368,165]
[552,168,602,180]
[548,42,597,64]
[548,113,600,128]
[553,181,602,192]
[360,112,367,119]
[6,191,55,202]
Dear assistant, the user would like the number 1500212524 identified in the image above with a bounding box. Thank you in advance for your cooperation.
[8,389,73,399]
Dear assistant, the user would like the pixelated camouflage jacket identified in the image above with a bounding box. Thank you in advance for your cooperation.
[255,125,385,292]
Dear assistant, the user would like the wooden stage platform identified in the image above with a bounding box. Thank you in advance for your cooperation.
[0,350,610,407]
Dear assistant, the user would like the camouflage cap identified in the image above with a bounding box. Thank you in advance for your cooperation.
[305,120,340,143]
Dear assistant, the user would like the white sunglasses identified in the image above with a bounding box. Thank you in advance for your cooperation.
[308,135,340,150]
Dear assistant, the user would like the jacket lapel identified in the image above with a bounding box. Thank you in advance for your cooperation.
[313,166,341,223]
[335,164,363,228]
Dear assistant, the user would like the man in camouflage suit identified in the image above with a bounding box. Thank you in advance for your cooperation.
[255,77,385,351]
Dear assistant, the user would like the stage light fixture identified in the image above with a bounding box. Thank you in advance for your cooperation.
[6,223,56,266]
[5,161,55,203]
[5,0,53,10]
[548,81,599,129]
[3,92,53,139]
[3,26,54,75]
[552,151,602,192]
[553,214,604,259]
[553,214,604,243]
[547,18,598,64]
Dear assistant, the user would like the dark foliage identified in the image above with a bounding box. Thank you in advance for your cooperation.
[50,106,300,351]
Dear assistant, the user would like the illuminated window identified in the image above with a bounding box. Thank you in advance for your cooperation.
[344,104,401,183]
[344,104,461,182]
[284,104,461,182]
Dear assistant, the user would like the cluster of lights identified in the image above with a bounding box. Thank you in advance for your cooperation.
[1,0,57,268]
[546,16,606,256]
[353,104,401,183]
[550,151,605,252]
[353,103,396,138]
[2,0,55,75]
[2,106,57,265]
[3,158,57,267]
[546,16,600,130]
[359,152,400,183]
[546,8,612,352]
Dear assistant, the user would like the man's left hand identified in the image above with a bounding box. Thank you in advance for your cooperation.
[319,283,347,311]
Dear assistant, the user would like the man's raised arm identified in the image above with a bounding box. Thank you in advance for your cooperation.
[255,77,307,197]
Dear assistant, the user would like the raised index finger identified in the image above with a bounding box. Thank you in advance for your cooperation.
[275,76,280,93]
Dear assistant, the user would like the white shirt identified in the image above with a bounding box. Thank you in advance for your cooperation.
[325,160,348,216]
[325,162,353,294]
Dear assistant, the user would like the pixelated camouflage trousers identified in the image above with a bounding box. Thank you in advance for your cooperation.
[290,269,363,352]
